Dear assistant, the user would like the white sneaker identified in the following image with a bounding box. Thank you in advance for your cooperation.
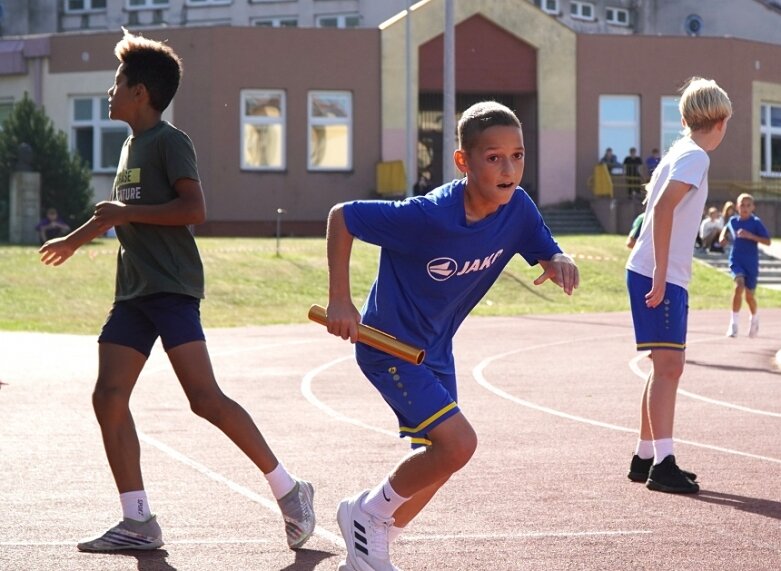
[278,479,316,549]
[749,317,759,338]
[337,490,396,571]
[726,322,738,337]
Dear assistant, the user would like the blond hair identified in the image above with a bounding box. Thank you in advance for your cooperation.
[679,77,732,135]
[736,193,754,205]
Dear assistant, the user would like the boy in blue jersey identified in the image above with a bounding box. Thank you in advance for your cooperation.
[719,193,771,337]
[325,101,578,571]
[39,29,314,553]
[626,77,732,494]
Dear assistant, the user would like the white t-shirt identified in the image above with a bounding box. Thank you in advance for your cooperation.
[626,137,709,289]
[699,216,723,239]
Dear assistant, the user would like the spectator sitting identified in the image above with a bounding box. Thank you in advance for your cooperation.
[36,208,70,244]
[645,148,661,179]
[699,206,724,253]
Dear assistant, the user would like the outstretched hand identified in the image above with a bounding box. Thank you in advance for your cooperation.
[39,237,75,266]
[534,253,579,295]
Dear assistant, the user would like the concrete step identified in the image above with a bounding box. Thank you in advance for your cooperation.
[540,207,603,235]
[694,250,781,286]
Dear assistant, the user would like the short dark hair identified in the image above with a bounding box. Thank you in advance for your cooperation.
[457,101,521,152]
[114,28,182,113]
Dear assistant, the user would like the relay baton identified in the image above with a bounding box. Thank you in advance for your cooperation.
[308,304,425,366]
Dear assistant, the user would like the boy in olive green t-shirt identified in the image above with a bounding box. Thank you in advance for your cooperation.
[39,28,314,553]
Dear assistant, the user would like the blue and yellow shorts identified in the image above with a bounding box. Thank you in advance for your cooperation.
[627,270,688,352]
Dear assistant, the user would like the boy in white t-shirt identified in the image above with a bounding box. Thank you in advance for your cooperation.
[625,77,732,494]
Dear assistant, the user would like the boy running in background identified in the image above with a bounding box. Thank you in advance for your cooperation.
[325,101,578,570]
[39,29,314,552]
[626,77,732,494]
[719,193,771,337]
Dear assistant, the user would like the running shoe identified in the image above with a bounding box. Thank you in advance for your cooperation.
[726,322,738,337]
[646,455,699,494]
[749,317,759,338]
[627,454,697,483]
[77,515,163,552]
[278,479,316,549]
[337,490,396,571]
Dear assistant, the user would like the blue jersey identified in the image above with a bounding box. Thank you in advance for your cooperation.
[726,214,769,270]
[343,178,562,373]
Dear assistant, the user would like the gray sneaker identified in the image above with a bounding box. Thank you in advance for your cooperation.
[77,515,163,552]
[278,479,315,549]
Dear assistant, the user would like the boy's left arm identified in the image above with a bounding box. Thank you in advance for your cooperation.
[535,253,579,295]
[93,178,206,227]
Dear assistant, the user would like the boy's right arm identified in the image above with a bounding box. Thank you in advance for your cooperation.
[326,204,361,343]
[39,217,109,266]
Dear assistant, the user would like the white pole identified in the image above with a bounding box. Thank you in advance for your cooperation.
[406,0,416,196]
[442,0,456,183]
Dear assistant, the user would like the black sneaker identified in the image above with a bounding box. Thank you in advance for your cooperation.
[627,455,697,483]
[646,455,699,494]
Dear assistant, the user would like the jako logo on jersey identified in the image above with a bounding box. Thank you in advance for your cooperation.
[426,249,504,282]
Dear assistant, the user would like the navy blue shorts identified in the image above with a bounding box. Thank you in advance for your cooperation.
[627,270,688,351]
[359,357,460,449]
[98,293,206,357]
[729,261,758,290]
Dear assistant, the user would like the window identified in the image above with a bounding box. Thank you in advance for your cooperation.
[186,0,231,5]
[65,0,107,12]
[599,95,639,164]
[241,90,285,171]
[0,100,13,130]
[760,103,781,177]
[253,17,297,27]
[308,91,352,171]
[660,96,682,153]
[316,14,360,28]
[535,0,559,14]
[127,0,169,9]
[71,97,129,172]
[605,6,629,26]
[570,1,595,21]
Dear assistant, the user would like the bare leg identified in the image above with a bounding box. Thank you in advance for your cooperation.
[167,341,279,474]
[646,349,685,440]
[745,288,757,314]
[393,476,449,528]
[638,370,652,440]
[93,343,148,493]
[732,278,745,312]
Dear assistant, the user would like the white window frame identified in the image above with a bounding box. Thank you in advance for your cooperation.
[537,0,560,15]
[126,0,170,10]
[65,0,107,13]
[185,0,232,6]
[598,95,639,166]
[605,6,629,26]
[252,16,298,27]
[660,96,682,154]
[240,89,286,172]
[315,14,360,28]
[70,96,130,174]
[570,1,595,21]
[760,103,781,177]
[308,90,353,172]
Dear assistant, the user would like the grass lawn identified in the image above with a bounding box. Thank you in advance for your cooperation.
[2,235,779,334]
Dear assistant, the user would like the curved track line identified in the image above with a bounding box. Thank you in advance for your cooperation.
[301,355,398,438]
[473,341,781,464]
[628,351,781,418]
[137,430,345,547]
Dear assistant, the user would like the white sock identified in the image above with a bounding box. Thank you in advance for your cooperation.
[731,311,740,325]
[264,462,296,500]
[652,438,674,465]
[362,477,409,519]
[388,525,404,544]
[120,490,151,522]
[750,313,759,324]
[634,439,654,460]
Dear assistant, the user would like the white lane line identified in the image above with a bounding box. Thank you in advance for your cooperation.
[473,339,781,465]
[137,430,344,548]
[0,539,277,547]
[300,355,398,438]
[402,529,653,542]
[629,351,781,418]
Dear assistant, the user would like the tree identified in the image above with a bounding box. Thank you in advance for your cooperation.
[0,93,93,241]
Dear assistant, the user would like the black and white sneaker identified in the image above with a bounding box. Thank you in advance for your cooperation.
[646,455,699,494]
[336,490,397,571]
[628,454,697,483]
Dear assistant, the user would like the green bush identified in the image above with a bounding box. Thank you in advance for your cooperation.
[0,93,93,240]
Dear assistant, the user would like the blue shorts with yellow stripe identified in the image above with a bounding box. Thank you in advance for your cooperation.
[627,270,688,351]
[358,358,459,449]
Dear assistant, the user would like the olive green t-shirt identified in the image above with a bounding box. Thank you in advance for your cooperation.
[111,121,205,301]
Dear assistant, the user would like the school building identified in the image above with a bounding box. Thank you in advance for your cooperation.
[2,0,781,236]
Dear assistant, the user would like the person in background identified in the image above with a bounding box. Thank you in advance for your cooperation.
[626,212,645,249]
[600,147,621,174]
[645,148,661,180]
[623,147,644,198]
[698,206,724,252]
[35,208,70,244]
